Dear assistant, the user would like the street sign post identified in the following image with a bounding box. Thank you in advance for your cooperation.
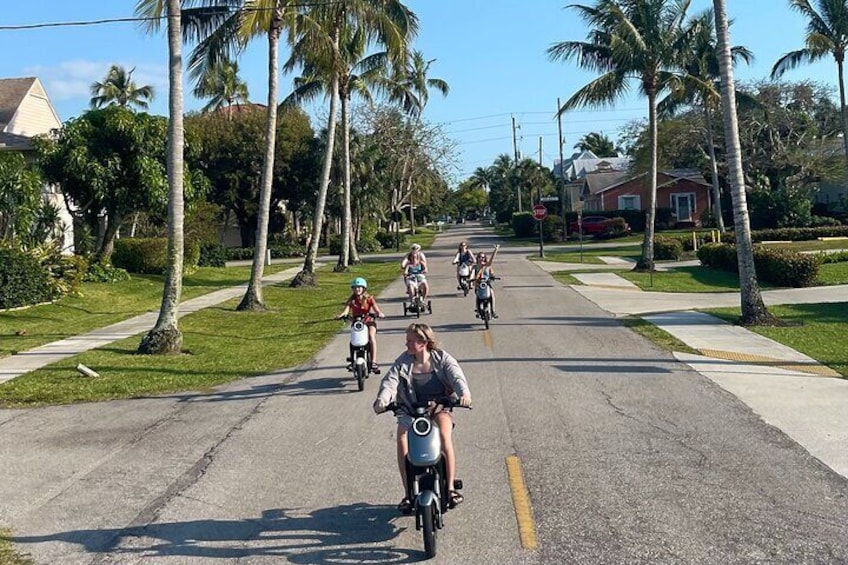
[533,204,547,257]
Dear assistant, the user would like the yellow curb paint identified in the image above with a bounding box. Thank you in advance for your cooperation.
[698,348,841,377]
[505,455,538,550]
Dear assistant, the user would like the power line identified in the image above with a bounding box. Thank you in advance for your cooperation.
[0,1,342,31]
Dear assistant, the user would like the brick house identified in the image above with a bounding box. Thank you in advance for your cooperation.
[0,76,73,250]
[580,168,712,227]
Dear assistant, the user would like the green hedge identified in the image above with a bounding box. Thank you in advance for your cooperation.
[512,212,535,238]
[0,248,56,309]
[721,225,848,244]
[224,243,306,261]
[654,236,684,260]
[697,243,820,287]
[112,238,201,274]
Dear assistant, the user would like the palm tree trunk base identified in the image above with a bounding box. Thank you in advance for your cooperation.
[290,270,317,288]
[138,326,183,355]
[236,293,267,312]
[632,261,655,272]
[333,263,349,273]
[739,310,784,327]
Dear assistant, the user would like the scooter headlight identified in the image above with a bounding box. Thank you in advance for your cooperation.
[412,417,431,437]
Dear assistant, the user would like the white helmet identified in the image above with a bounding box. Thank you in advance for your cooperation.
[410,243,421,252]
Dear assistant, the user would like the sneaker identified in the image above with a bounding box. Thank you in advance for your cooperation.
[492,312,499,319]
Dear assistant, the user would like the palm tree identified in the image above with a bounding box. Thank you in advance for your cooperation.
[771,0,848,162]
[135,0,185,354]
[574,131,619,156]
[548,0,697,271]
[90,64,154,110]
[288,0,418,285]
[712,0,774,325]
[660,9,753,232]
[184,0,298,310]
[193,58,250,116]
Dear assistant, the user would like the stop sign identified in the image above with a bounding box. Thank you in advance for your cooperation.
[532,204,547,220]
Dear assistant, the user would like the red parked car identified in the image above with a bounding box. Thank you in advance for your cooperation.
[569,216,631,237]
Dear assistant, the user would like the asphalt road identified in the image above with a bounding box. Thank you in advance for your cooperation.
[1,224,847,564]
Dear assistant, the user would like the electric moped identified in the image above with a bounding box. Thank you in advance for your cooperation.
[384,397,470,559]
[403,274,432,318]
[474,276,499,329]
[456,261,473,297]
[341,314,373,391]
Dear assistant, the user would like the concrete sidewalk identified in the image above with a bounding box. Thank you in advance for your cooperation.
[546,263,848,479]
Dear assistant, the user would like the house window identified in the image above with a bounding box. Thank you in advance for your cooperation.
[671,193,696,222]
[618,194,640,210]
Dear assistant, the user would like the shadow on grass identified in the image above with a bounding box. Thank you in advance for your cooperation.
[10,504,420,563]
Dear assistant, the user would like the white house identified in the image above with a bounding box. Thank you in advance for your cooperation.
[0,76,73,252]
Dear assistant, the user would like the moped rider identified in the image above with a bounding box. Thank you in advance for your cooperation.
[373,323,472,514]
[451,241,476,290]
[472,244,500,318]
[337,277,385,374]
[402,245,429,301]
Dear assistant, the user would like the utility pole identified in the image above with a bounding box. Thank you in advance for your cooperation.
[538,136,544,258]
[557,97,567,240]
[512,115,522,212]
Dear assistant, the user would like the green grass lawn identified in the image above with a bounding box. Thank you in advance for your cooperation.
[0,532,32,565]
[0,264,294,359]
[621,266,755,293]
[0,261,402,407]
[818,261,848,285]
[760,239,848,251]
[532,245,642,264]
[705,303,848,378]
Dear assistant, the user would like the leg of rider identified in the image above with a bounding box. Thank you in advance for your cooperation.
[368,325,378,367]
[435,412,457,496]
[490,289,497,317]
[422,281,429,299]
[397,425,410,498]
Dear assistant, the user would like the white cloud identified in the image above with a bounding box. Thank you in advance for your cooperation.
[23,59,168,102]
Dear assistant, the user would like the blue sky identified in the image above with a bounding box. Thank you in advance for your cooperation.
[0,1,838,185]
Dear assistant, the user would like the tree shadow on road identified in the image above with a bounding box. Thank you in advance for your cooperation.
[11,504,426,563]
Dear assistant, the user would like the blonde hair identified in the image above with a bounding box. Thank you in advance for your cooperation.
[406,323,440,351]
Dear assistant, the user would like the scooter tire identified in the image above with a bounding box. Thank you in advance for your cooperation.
[421,505,437,559]
[354,363,365,392]
[427,300,432,314]
[483,308,490,330]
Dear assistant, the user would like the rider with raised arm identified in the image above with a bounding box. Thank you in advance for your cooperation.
[402,244,429,301]
[373,323,472,514]
[451,241,475,290]
[337,277,385,374]
[472,244,500,318]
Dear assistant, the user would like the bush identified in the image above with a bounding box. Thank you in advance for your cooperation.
[697,243,820,287]
[0,248,55,309]
[512,212,535,238]
[356,236,382,253]
[654,236,684,260]
[598,217,631,239]
[199,244,227,267]
[818,250,848,264]
[112,238,200,274]
[83,262,131,283]
[376,230,406,250]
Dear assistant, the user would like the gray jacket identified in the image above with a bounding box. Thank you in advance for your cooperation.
[375,349,470,412]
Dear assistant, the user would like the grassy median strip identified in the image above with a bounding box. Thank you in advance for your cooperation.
[621,317,700,355]
[0,263,294,359]
[0,262,401,407]
[705,303,848,378]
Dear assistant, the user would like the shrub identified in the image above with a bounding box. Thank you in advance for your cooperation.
[697,243,819,287]
[376,230,406,250]
[112,238,200,274]
[356,235,382,253]
[654,236,684,260]
[199,244,227,267]
[540,215,565,242]
[512,212,535,238]
[83,262,131,283]
[598,217,631,239]
[0,248,55,309]
[817,250,848,264]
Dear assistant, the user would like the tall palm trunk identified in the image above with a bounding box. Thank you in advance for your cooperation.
[837,55,848,164]
[238,12,282,310]
[704,103,726,232]
[636,87,658,271]
[293,75,339,286]
[139,0,184,354]
[335,83,352,272]
[713,0,772,325]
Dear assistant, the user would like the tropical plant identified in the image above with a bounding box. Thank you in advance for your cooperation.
[386,49,449,118]
[548,0,698,271]
[193,58,250,115]
[771,0,848,162]
[134,0,187,354]
[574,132,619,156]
[712,0,774,325]
[90,64,154,110]
[659,8,753,232]
[0,152,43,244]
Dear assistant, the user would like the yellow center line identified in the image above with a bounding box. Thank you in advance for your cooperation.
[482,329,493,348]
[505,455,538,550]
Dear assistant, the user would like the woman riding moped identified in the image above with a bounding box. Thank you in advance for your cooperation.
[337,277,385,373]
[472,245,500,318]
[451,241,475,290]
[373,323,472,514]
[402,245,429,301]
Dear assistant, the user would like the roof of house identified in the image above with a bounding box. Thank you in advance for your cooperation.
[586,167,710,195]
[584,170,631,195]
[0,77,37,129]
[0,131,33,151]
[563,150,632,180]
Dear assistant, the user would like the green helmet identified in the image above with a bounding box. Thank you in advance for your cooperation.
[351,277,367,289]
